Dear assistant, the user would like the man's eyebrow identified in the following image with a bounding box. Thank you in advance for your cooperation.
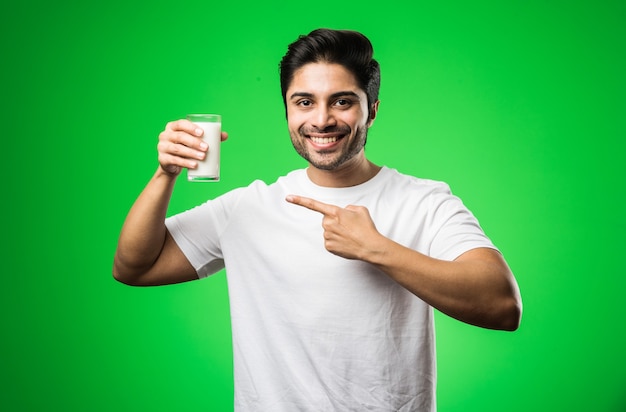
[289,92,313,100]
[330,91,361,100]
[288,91,362,100]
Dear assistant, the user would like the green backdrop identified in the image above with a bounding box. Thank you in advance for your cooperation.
[3,0,625,411]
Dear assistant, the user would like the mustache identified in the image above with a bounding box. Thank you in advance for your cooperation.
[300,126,351,135]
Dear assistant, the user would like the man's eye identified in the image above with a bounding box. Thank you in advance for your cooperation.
[297,100,312,107]
[335,99,352,107]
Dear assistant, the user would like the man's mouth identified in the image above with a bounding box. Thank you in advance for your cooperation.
[301,127,350,147]
[310,135,339,144]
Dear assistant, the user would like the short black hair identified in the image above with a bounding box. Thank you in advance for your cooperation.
[279,28,381,119]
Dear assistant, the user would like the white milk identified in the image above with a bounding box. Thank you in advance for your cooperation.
[188,121,221,181]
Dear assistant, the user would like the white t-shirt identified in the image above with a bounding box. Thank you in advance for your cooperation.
[166,167,496,411]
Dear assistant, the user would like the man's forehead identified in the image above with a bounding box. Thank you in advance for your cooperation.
[287,62,365,97]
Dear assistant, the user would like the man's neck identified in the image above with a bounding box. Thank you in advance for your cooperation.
[306,155,382,188]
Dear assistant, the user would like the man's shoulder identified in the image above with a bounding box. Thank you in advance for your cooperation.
[380,167,452,195]
[245,169,306,191]
[221,169,306,202]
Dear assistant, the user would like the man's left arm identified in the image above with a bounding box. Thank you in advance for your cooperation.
[286,195,522,331]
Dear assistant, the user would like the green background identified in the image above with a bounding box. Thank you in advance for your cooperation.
[2,0,625,410]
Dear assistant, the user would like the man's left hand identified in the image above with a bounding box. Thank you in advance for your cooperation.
[286,195,384,260]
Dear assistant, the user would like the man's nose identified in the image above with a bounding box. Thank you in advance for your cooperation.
[311,106,336,129]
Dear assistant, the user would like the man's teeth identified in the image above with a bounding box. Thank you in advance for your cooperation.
[310,136,338,144]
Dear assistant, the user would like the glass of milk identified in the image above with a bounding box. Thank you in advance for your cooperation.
[186,114,221,182]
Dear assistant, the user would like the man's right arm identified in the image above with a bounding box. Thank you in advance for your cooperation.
[112,119,227,286]
[113,168,198,286]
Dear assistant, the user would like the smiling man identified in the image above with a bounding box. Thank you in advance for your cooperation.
[113,29,522,411]
[286,62,378,180]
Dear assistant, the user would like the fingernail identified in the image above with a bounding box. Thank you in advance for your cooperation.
[195,128,203,136]
[199,142,208,150]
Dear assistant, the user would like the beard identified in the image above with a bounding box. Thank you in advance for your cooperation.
[290,125,368,171]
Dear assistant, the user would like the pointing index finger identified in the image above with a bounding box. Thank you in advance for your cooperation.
[286,195,336,215]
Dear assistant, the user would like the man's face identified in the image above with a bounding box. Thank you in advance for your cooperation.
[286,62,377,171]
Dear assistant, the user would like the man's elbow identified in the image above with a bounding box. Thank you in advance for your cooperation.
[491,265,523,331]
[112,260,146,287]
[497,295,523,331]
[113,268,135,286]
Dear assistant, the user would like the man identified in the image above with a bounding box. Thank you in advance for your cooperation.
[114,28,522,411]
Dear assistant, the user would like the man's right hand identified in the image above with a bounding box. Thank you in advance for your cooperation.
[157,119,228,177]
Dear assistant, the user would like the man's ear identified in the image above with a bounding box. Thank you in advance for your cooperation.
[368,100,380,126]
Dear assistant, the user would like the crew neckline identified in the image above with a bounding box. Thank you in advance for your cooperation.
[291,166,393,201]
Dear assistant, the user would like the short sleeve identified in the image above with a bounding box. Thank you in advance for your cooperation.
[427,185,497,261]
[165,187,245,277]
